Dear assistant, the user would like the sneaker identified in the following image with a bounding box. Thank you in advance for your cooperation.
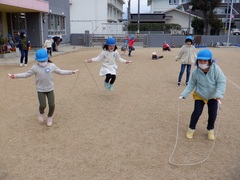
[109,84,114,91]
[186,128,195,139]
[47,116,53,127]
[177,82,181,86]
[104,81,109,90]
[24,64,27,67]
[38,113,44,123]
[185,82,188,86]
[208,129,215,141]
[20,63,23,67]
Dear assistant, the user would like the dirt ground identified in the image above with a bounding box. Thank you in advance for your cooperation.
[0,46,240,180]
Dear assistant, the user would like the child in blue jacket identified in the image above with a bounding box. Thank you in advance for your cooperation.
[180,49,226,141]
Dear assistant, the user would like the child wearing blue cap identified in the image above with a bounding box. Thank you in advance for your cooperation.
[126,35,137,57]
[8,49,79,127]
[85,37,131,91]
[179,48,226,140]
[175,36,196,86]
[121,39,129,55]
[44,35,53,56]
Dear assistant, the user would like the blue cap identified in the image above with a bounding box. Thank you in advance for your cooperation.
[186,36,193,41]
[197,49,212,60]
[106,38,116,45]
[35,49,48,62]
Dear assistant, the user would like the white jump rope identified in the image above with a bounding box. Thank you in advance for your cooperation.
[168,97,222,166]
[84,60,132,91]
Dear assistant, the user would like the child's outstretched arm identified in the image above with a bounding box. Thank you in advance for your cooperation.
[8,68,35,79]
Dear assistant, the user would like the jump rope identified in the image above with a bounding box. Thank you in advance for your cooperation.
[83,59,132,92]
[1,60,237,173]
[1,63,81,177]
[168,98,222,166]
[169,77,240,166]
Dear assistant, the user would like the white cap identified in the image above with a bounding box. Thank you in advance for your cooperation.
[152,52,157,55]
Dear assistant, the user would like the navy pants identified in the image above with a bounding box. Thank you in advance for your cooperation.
[178,64,191,83]
[128,46,135,56]
[189,99,218,130]
[20,50,29,64]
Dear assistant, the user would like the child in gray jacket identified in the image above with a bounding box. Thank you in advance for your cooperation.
[8,49,79,127]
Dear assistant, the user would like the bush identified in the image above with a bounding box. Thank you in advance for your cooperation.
[128,23,181,32]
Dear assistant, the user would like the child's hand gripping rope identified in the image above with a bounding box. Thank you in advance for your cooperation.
[126,60,132,64]
[85,59,92,63]
[179,96,185,99]
[8,74,15,79]
[72,69,79,74]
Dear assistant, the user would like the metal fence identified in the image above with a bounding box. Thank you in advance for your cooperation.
[70,33,240,48]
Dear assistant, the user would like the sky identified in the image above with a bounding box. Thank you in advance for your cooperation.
[123,0,150,18]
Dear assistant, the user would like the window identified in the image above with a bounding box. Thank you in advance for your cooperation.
[10,13,26,37]
[48,14,66,35]
[169,0,179,5]
[222,0,238,2]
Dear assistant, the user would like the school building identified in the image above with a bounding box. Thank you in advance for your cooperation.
[0,0,70,47]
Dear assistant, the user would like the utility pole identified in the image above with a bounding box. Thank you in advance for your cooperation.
[127,0,131,28]
[224,0,230,34]
[188,5,193,35]
[227,0,233,46]
[137,0,140,34]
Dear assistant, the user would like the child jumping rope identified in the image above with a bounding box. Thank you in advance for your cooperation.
[179,49,226,140]
[8,49,79,127]
[85,37,131,91]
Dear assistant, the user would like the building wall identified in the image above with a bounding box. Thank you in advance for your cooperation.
[70,0,107,34]
[26,13,42,47]
[46,0,71,43]
[165,11,193,33]
[70,0,125,34]
[150,0,190,13]
[0,0,70,48]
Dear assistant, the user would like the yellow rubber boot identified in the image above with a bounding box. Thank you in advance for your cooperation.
[186,128,195,139]
[208,129,215,141]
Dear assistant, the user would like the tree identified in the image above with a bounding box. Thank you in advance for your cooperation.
[190,0,222,35]
[191,17,204,35]
[128,23,181,33]
[209,13,223,35]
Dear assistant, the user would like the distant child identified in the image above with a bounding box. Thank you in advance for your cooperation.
[18,31,31,66]
[180,49,226,140]
[121,39,129,55]
[126,35,137,57]
[175,36,196,86]
[44,35,53,56]
[151,52,163,60]
[163,41,171,51]
[85,37,131,91]
[8,49,79,127]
